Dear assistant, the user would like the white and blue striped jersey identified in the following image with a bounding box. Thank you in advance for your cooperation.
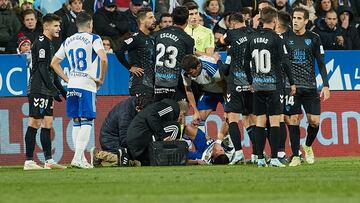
[201,135,235,164]
[55,32,105,93]
[182,55,223,93]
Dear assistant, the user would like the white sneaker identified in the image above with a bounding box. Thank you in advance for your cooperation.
[82,160,94,169]
[71,160,92,169]
[44,159,67,169]
[250,154,258,164]
[229,150,245,165]
[269,158,286,167]
[24,160,44,170]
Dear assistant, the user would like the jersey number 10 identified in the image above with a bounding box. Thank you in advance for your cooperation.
[68,48,88,71]
[252,49,271,74]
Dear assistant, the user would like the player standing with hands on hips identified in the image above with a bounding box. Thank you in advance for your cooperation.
[51,12,108,169]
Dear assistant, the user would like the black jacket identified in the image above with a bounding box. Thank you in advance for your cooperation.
[126,99,180,159]
[123,9,138,33]
[99,97,137,153]
[338,5,360,50]
[93,7,130,38]
[313,19,344,50]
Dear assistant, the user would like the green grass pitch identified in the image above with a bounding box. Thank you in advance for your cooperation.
[1,157,360,203]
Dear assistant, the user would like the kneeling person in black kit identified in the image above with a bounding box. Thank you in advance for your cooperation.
[126,99,189,166]
[91,95,153,167]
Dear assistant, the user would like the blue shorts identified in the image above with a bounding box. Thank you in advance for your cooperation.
[197,92,224,111]
[188,129,214,160]
[66,88,96,119]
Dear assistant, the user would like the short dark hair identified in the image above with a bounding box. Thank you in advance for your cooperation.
[184,1,199,11]
[260,7,278,24]
[22,8,37,21]
[292,7,310,20]
[278,10,291,28]
[137,7,153,24]
[42,13,61,24]
[160,12,172,22]
[325,9,337,17]
[181,54,200,73]
[229,12,244,23]
[172,6,189,26]
[75,12,92,28]
[212,154,229,165]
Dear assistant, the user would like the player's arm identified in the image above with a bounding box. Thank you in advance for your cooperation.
[186,37,195,55]
[114,37,143,77]
[243,42,253,86]
[279,39,296,95]
[53,74,67,99]
[96,48,108,88]
[51,43,69,83]
[314,35,330,101]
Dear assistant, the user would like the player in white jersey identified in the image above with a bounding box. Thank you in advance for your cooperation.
[181,54,225,133]
[51,12,108,168]
[185,124,234,165]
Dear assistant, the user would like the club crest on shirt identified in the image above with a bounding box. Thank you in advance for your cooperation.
[304,39,312,45]
[39,49,45,58]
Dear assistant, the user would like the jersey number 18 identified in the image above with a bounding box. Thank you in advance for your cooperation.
[68,48,87,71]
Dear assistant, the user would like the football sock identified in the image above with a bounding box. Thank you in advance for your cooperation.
[279,122,287,152]
[305,125,319,147]
[229,122,242,150]
[246,125,256,154]
[25,126,38,160]
[254,127,266,159]
[269,127,280,158]
[40,128,52,160]
[72,119,81,149]
[288,125,300,156]
[73,121,92,163]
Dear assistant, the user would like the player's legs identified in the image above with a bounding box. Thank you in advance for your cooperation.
[226,112,245,164]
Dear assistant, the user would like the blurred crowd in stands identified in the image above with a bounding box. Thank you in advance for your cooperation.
[1,0,360,55]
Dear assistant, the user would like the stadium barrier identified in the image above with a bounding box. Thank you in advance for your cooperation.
[1,92,360,165]
[1,51,360,97]
[1,51,360,165]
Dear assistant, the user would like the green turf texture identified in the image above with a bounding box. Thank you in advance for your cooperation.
[1,157,359,203]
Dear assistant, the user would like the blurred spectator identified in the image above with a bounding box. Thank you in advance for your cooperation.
[93,0,130,47]
[159,12,173,28]
[202,0,224,30]
[336,0,360,22]
[315,0,338,21]
[275,0,292,13]
[33,0,66,14]
[60,0,85,42]
[184,1,215,56]
[17,35,32,72]
[252,0,274,29]
[0,0,22,53]
[242,7,252,27]
[17,0,43,21]
[338,5,360,49]
[82,0,103,15]
[54,2,70,18]
[18,9,42,43]
[198,12,204,25]
[314,9,345,49]
[292,0,316,26]
[124,0,144,32]
[224,0,243,13]
[102,36,115,53]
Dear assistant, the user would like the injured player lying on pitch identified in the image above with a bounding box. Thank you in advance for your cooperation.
[184,124,235,165]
